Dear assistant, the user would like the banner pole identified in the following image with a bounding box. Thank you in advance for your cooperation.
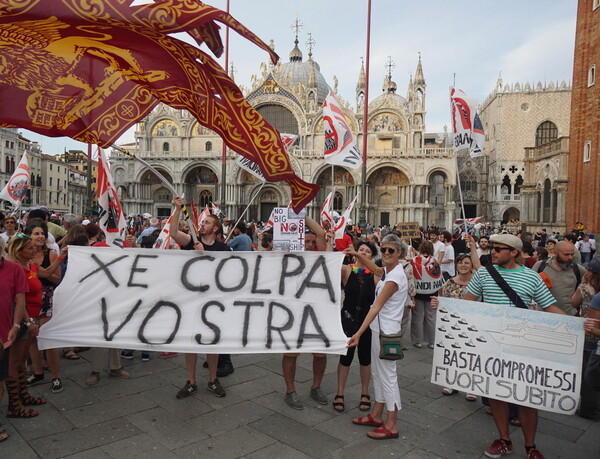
[111,145,197,243]
[225,181,265,244]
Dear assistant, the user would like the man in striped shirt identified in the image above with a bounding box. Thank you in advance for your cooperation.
[463,234,565,459]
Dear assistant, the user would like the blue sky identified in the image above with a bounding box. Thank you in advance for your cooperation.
[21,0,576,155]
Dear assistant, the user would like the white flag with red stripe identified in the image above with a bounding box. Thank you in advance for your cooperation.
[450,88,485,158]
[262,208,276,232]
[97,147,128,248]
[280,133,298,151]
[211,202,223,217]
[323,92,361,168]
[153,213,175,249]
[334,194,359,239]
[0,153,29,208]
[320,188,335,231]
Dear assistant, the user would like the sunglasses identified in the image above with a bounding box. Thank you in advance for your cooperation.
[491,245,512,252]
[380,247,396,254]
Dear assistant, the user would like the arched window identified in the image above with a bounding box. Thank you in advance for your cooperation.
[514,175,524,194]
[583,141,592,162]
[501,175,511,194]
[589,65,596,87]
[4,156,9,172]
[333,191,343,212]
[205,141,212,151]
[162,142,169,152]
[199,189,212,208]
[543,179,552,222]
[535,121,558,146]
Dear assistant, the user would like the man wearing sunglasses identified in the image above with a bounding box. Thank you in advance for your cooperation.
[462,234,565,459]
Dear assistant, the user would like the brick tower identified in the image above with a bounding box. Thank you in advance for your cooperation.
[566,0,600,232]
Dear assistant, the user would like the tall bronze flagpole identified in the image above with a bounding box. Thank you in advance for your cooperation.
[359,0,372,231]
[220,0,230,217]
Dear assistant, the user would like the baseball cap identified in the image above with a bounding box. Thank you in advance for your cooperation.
[490,234,523,251]
[584,257,600,274]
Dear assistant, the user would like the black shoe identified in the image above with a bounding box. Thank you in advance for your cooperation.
[202,361,209,369]
[217,362,234,378]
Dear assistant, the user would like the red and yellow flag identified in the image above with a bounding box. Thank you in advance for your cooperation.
[0,0,318,211]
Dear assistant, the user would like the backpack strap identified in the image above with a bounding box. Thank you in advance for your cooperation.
[572,263,581,288]
[484,264,529,309]
[536,258,548,273]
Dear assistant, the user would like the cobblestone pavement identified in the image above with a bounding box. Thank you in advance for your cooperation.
[1,348,598,458]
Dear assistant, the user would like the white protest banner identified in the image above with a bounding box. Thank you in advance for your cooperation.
[273,207,306,252]
[431,298,584,415]
[38,247,347,354]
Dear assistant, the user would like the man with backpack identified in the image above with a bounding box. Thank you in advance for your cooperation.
[532,240,587,316]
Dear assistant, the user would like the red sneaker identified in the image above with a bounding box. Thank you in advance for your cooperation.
[484,439,513,458]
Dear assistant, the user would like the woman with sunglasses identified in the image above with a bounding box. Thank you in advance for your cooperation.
[347,234,408,440]
[0,215,19,245]
[5,234,64,417]
[23,219,66,393]
[334,241,380,413]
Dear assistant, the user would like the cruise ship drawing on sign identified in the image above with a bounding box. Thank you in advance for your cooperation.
[488,322,577,355]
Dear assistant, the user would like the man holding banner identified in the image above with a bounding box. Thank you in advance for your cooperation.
[169,196,231,398]
[463,234,565,459]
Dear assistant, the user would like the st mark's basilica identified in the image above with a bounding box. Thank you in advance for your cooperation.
[111,33,467,229]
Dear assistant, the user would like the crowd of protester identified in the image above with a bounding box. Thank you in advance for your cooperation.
[0,206,599,457]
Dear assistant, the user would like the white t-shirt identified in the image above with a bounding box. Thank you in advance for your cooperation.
[370,264,408,334]
[441,243,455,276]
[432,240,445,259]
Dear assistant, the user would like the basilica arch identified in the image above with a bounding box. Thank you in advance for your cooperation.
[136,167,174,217]
[181,164,219,209]
[366,165,411,227]
[314,165,357,210]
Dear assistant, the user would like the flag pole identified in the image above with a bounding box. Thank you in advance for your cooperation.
[450,84,467,234]
[111,145,197,243]
[220,0,230,216]
[225,181,265,243]
[359,0,372,232]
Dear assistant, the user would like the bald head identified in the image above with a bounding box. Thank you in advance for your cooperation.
[555,241,574,264]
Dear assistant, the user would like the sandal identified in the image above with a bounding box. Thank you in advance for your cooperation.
[359,394,371,411]
[21,394,47,406]
[510,418,521,427]
[0,426,8,443]
[332,394,345,412]
[7,406,39,418]
[62,350,81,360]
[352,413,383,427]
[367,424,399,440]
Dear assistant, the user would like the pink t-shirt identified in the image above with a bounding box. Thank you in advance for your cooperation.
[0,259,28,342]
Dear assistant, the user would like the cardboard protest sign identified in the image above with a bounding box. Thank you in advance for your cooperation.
[273,207,305,252]
[39,247,347,355]
[395,222,420,238]
[431,298,584,415]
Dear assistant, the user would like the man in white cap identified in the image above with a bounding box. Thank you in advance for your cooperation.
[463,233,565,459]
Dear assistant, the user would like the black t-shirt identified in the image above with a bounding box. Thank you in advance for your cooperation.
[182,237,231,252]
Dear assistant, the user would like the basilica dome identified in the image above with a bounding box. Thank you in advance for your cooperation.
[276,39,331,104]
